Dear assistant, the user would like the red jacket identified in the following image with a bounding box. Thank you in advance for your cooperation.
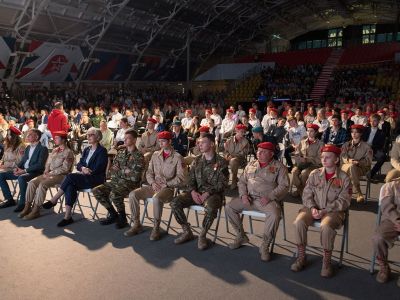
[47,109,69,136]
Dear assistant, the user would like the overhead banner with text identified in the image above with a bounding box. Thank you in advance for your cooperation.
[17,40,83,82]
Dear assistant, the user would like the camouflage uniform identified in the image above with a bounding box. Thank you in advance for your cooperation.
[92,148,144,213]
[170,153,229,232]
[91,115,104,128]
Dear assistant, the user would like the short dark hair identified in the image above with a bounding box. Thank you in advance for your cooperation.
[30,129,42,140]
[120,117,128,124]
[201,133,215,143]
[54,102,63,109]
[125,128,138,139]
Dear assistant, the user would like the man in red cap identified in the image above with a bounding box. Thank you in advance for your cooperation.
[291,123,324,197]
[138,118,160,165]
[226,141,289,261]
[224,124,250,189]
[181,109,193,131]
[341,124,372,203]
[125,131,185,240]
[47,102,69,137]
[219,109,236,141]
[291,145,351,278]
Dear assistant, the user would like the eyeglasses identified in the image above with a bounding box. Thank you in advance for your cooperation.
[87,133,96,137]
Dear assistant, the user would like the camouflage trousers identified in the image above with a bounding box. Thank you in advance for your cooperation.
[170,192,223,232]
[92,179,139,213]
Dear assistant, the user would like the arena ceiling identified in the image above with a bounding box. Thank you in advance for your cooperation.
[0,0,399,65]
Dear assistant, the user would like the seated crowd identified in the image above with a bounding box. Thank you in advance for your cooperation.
[0,93,399,286]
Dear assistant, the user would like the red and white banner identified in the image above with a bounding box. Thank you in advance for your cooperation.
[17,41,83,82]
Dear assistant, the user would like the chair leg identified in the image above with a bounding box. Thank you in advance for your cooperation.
[249,216,254,235]
[141,200,148,225]
[195,210,200,227]
[270,235,276,254]
[339,217,348,268]
[370,251,377,274]
[212,209,222,244]
[166,209,173,234]
[282,210,287,241]
[224,208,230,234]
[86,192,98,219]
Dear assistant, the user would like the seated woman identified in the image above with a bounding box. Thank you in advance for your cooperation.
[19,131,75,220]
[0,126,26,173]
[42,128,108,227]
[187,116,200,148]
[291,145,351,278]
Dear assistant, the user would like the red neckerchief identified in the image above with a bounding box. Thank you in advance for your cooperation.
[162,150,170,160]
[325,171,335,181]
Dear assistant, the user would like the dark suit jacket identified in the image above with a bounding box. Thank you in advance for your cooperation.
[77,145,108,186]
[362,127,385,152]
[17,143,49,175]
[172,131,189,156]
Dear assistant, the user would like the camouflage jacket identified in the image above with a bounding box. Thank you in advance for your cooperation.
[110,148,144,184]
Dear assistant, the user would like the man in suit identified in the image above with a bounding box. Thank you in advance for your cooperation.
[0,129,49,212]
[322,114,348,147]
[171,120,189,157]
[43,127,108,227]
[363,114,387,180]
[341,110,354,140]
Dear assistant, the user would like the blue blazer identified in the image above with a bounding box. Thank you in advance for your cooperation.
[77,145,108,185]
[17,143,49,175]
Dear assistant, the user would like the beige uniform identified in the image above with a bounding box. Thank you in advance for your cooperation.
[385,140,400,183]
[0,144,26,171]
[184,138,201,166]
[139,130,160,163]
[224,136,250,185]
[129,149,185,222]
[293,167,351,250]
[372,179,400,259]
[292,138,323,193]
[340,140,372,194]
[226,159,289,241]
[26,146,75,206]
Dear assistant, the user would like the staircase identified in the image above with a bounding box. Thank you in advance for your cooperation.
[310,49,344,100]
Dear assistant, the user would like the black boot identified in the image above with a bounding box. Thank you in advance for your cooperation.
[115,211,128,229]
[99,206,118,225]
[0,199,16,209]
[14,203,25,212]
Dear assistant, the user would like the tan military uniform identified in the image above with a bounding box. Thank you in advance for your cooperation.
[372,179,400,259]
[129,149,185,222]
[385,141,400,182]
[226,159,289,241]
[26,146,75,206]
[0,144,26,171]
[224,136,250,185]
[340,140,372,194]
[139,130,160,163]
[293,167,351,250]
[292,138,323,194]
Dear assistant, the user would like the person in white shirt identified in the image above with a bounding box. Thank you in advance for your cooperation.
[284,116,307,172]
[220,109,236,139]
[114,118,129,148]
[236,105,246,120]
[200,109,212,127]
[108,106,123,129]
[261,108,278,134]
[181,109,193,131]
[351,107,367,126]
[248,108,260,128]
[313,109,330,134]
[210,107,222,128]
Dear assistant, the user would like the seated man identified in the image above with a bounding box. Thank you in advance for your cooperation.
[371,179,400,284]
[341,124,372,203]
[171,120,189,157]
[219,109,236,140]
[42,128,108,227]
[265,117,287,144]
[291,124,323,197]
[224,124,250,189]
[322,114,348,147]
[0,129,48,212]
[184,126,209,166]
[284,116,307,172]
[138,118,160,165]
[291,145,351,278]
[92,129,144,229]
[363,114,386,181]
[385,136,400,183]
[20,131,74,220]
[125,131,185,240]
[170,133,229,250]
[226,142,289,261]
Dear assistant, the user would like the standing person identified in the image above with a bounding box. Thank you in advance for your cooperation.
[291,145,351,278]
[93,129,144,229]
[170,133,229,250]
[125,131,185,240]
[20,131,74,220]
[47,102,69,137]
[226,142,289,261]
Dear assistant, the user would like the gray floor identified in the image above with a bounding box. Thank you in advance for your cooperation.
[0,162,399,300]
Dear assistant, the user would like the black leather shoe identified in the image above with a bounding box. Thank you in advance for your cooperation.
[13,204,25,212]
[115,212,128,229]
[43,201,57,209]
[0,199,16,209]
[99,213,118,225]
[57,218,74,227]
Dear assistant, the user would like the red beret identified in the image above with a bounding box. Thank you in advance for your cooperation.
[340,109,349,114]
[26,119,34,124]
[235,124,247,131]
[306,123,319,131]
[53,131,68,138]
[205,109,212,114]
[199,126,209,133]
[185,109,192,114]
[226,108,234,113]
[351,124,365,130]
[321,145,341,155]
[257,142,275,151]
[249,108,256,114]
[269,108,278,113]
[157,131,173,140]
[9,126,21,136]
[377,110,385,114]
[147,118,157,124]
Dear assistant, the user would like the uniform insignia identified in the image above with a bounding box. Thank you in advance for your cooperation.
[269,166,276,173]
[332,178,342,188]
[213,163,219,171]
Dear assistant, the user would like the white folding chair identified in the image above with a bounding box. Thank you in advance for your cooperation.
[369,187,400,273]
[55,187,99,219]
